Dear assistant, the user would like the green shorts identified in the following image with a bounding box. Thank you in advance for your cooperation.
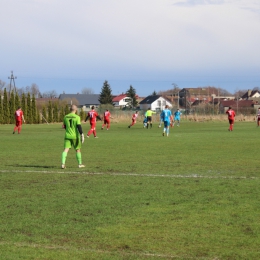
[64,138,81,150]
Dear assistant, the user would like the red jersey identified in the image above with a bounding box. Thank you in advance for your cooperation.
[226,109,235,120]
[132,113,138,120]
[88,110,99,124]
[104,111,111,120]
[15,109,23,121]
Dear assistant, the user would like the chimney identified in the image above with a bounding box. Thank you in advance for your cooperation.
[248,89,252,98]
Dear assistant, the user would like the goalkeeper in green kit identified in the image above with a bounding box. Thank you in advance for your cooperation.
[61,104,85,169]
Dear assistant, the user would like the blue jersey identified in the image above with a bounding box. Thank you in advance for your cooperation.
[161,109,172,122]
[174,110,181,119]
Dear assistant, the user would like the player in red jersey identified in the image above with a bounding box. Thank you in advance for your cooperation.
[128,111,139,128]
[13,107,25,134]
[256,107,260,127]
[84,106,102,138]
[226,106,236,131]
[101,109,113,130]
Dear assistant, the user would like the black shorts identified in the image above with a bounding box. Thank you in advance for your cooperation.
[147,116,152,122]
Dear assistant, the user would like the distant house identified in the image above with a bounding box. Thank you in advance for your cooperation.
[241,89,260,100]
[139,95,172,111]
[219,100,259,113]
[179,88,235,108]
[112,94,132,108]
[59,94,100,111]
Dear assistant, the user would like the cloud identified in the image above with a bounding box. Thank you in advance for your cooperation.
[0,0,259,94]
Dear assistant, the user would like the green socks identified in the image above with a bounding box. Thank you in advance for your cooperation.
[76,152,82,165]
[62,152,67,164]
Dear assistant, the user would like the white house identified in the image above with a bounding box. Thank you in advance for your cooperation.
[112,94,132,108]
[241,90,260,100]
[139,95,172,111]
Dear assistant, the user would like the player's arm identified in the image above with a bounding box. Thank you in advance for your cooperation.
[22,115,25,123]
[85,115,89,122]
[77,124,85,143]
[77,124,83,135]
[97,115,102,121]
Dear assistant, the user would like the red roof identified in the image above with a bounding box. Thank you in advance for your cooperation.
[112,94,127,102]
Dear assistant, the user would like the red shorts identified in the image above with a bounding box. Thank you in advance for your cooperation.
[104,119,110,124]
[15,121,22,127]
[90,122,96,129]
[229,119,234,124]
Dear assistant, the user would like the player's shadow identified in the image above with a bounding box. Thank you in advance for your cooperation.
[11,164,56,169]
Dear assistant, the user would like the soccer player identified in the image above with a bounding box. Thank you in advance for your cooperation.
[61,104,85,169]
[85,106,102,138]
[13,107,25,134]
[256,108,260,127]
[101,109,113,130]
[128,111,138,128]
[173,109,182,127]
[226,106,236,131]
[145,108,156,128]
[161,105,172,137]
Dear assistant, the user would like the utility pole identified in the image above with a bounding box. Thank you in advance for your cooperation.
[8,71,17,97]
[172,83,179,109]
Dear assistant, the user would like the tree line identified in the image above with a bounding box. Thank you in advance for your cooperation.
[0,88,87,124]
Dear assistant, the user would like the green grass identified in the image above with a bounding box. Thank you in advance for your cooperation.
[0,121,260,259]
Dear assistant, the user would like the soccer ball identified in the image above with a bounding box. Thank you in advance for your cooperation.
[158,125,161,128]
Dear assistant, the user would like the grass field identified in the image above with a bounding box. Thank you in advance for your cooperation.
[0,120,260,259]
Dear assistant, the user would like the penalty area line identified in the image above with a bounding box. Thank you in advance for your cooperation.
[0,170,258,180]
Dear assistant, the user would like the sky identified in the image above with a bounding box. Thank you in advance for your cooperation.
[0,0,260,97]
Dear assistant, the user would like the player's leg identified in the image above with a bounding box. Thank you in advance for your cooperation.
[13,121,19,134]
[17,121,22,134]
[74,138,85,168]
[62,140,71,169]
[107,120,110,130]
[87,123,95,137]
[91,122,97,137]
[163,121,167,136]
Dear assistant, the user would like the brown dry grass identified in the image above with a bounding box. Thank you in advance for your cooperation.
[109,112,257,123]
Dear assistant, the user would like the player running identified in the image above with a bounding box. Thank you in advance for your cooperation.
[85,106,102,138]
[128,111,139,128]
[226,106,236,131]
[13,107,25,134]
[161,105,172,137]
[61,104,85,169]
[101,109,113,130]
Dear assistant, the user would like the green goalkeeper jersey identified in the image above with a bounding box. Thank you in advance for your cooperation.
[63,113,81,139]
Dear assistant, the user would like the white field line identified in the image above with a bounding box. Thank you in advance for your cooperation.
[0,241,218,259]
[0,169,258,180]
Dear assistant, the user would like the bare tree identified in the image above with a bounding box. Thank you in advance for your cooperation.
[233,89,248,98]
[30,83,40,97]
[81,87,94,94]
[41,90,58,98]
[253,86,260,91]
